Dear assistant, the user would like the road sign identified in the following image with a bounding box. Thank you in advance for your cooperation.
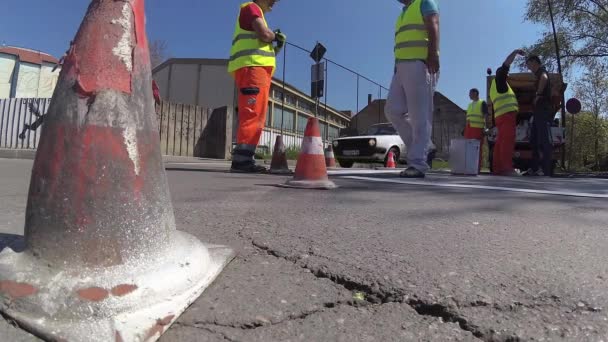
[311,62,325,99]
[310,43,327,63]
[566,98,581,114]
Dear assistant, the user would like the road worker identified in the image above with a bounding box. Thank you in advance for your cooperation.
[228,0,286,173]
[465,88,489,172]
[489,49,525,176]
[385,0,440,178]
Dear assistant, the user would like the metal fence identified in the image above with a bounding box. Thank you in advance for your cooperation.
[275,42,389,140]
[0,98,51,150]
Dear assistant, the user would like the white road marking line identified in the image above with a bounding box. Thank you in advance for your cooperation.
[341,176,608,199]
[327,169,402,176]
[164,162,231,168]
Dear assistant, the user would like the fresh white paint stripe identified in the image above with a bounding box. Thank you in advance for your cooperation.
[342,176,608,199]
[328,169,402,176]
[301,136,324,156]
[165,162,231,168]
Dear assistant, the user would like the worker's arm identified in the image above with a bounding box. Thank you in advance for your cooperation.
[252,18,275,43]
[424,13,440,74]
[503,49,525,67]
[535,72,549,105]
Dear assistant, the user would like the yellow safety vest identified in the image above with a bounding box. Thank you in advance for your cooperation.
[227,2,276,75]
[466,101,485,128]
[490,79,519,118]
[394,0,430,61]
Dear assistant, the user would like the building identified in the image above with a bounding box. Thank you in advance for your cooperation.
[152,58,351,151]
[0,46,61,99]
[348,93,466,157]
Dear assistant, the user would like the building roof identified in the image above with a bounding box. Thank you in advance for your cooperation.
[352,92,464,120]
[0,46,59,65]
[152,58,228,73]
[153,57,352,122]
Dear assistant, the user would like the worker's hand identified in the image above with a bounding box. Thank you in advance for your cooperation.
[426,52,440,74]
[274,30,287,43]
[514,49,526,56]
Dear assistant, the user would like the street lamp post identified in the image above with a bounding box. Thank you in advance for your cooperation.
[547,0,568,169]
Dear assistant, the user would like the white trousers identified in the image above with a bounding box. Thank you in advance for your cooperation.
[385,61,438,173]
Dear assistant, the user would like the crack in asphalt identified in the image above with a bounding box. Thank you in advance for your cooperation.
[173,302,352,341]
[174,322,239,342]
[247,238,527,342]
[237,229,604,342]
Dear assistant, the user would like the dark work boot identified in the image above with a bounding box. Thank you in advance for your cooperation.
[230,160,268,174]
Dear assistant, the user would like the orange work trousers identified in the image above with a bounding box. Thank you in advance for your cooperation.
[464,122,484,172]
[235,66,272,147]
[492,111,517,175]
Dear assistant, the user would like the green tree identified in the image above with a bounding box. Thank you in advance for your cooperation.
[573,62,608,169]
[524,0,608,72]
[567,112,608,170]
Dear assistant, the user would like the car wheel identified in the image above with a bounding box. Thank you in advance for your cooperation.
[385,147,400,166]
[338,160,354,168]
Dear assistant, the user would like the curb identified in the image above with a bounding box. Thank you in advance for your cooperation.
[0,149,37,160]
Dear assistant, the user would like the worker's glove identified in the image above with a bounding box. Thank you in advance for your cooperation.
[273,29,287,54]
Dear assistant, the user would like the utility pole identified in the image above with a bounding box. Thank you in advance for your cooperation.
[547,0,568,168]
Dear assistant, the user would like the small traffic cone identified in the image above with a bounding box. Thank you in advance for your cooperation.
[0,1,234,341]
[386,151,397,168]
[269,135,292,174]
[325,144,337,168]
[281,118,337,189]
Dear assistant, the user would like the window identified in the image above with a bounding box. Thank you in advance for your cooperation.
[265,102,272,127]
[297,99,314,113]
[319,122,328,139]
[273,89,284,101]
[273,105,295,132]
[297,114,309,134]
[285,94,297,106]
[328,126,339,140]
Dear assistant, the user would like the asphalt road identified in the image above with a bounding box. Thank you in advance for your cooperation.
[1,158,607,342]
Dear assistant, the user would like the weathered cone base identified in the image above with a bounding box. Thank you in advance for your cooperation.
[280,179,337,190]
[0,232,234,342]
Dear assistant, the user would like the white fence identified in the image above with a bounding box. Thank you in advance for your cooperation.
[0,98,51,149]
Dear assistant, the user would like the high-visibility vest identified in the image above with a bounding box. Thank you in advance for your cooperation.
[227,2,276,75]
[466,101,485,128]
[394,0,430,61]
[490,79,519,118]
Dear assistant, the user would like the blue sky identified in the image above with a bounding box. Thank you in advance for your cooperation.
[1,0,551,112]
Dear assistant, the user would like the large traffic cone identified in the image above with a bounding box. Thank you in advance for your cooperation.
[269,135,292,174]
[0,1,234,341]
[325,144,337,168]
[281,118,337,189]
[385,151,397,168]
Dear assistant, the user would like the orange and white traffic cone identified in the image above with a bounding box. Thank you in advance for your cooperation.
[325,144,337,168]
[0,1,234,341]
[281,118,337,189]
[385,151,397,168]
[269,135,292,174]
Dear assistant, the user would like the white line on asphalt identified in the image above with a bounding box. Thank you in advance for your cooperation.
[327,169,402,176]
[342,176,608,199]
[165,162,230,168]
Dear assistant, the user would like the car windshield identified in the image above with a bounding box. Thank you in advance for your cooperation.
[366,125,396,135]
